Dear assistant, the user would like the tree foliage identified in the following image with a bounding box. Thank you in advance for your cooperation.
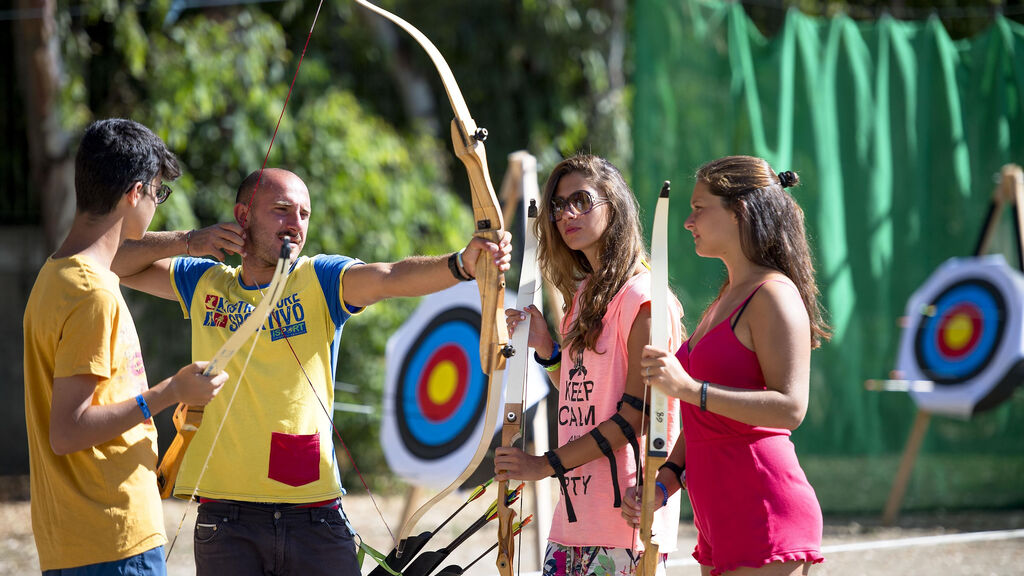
[30,0,1018,491]
[39,0,634,490]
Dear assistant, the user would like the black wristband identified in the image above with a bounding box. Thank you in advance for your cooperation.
[659,461,685,485]
[447,252,471,281]
[545,449,568,478]
[700,380,709,411]
[545,449,578,523]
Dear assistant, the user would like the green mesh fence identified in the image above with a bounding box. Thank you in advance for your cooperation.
[633,0,1024,514]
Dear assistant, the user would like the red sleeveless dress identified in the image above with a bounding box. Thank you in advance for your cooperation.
[676,282,824,574]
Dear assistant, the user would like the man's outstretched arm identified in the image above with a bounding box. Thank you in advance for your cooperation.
[342,232,512,308]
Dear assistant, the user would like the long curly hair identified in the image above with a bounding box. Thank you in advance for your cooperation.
[534,154,648,355]
[695,155,831,348]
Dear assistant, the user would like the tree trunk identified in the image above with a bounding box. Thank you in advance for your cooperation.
[361,10,441,136]
[15,0,74,252]
[594,0,631,170]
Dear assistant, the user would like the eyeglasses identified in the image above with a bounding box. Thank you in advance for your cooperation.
[550,190,609,222]
[143,182,173,205]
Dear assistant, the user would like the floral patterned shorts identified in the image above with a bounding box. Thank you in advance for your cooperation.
[542,542,666,576]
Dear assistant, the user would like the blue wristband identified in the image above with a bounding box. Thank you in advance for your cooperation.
[534,341,561,367]
[655,480,669,507]
[135,394,152,420]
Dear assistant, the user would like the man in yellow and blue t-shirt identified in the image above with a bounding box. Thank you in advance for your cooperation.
[23,119,227,575]
[113,167,512,576]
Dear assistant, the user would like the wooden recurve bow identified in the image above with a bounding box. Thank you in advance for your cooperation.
[496,153,542,576]
[352,0,511,558]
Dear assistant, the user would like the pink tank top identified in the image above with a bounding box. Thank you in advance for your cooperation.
[548,272,684,549]
[677,281,792,442]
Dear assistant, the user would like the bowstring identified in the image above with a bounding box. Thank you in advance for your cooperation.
[240,0,325,228]
[515,196,542,576]
[165,314,266,560]
[167,0,397,558]
[632,257,654,568]
[279,333,397,545]
[241,0,396,538]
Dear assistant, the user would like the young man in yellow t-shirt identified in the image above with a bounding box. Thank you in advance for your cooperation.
[23,118,227,574]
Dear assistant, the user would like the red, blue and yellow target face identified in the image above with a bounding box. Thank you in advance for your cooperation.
[396,307,487,460]
[914,279,1005,383]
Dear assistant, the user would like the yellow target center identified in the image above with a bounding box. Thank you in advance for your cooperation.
[427,360,458,404]
[943,313,974,350]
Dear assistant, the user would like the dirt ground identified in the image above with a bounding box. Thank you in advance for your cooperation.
[2,475,1022,575]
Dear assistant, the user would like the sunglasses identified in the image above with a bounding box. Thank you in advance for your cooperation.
[143,182,173,205]
[550,190,609,222]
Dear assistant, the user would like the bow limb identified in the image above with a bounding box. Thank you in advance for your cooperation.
[496,153,541,576]
[159,239,292,506]
[156,403,204,498]
[353,0,507,370]
[353,0,511,555]
[637,183,674,576]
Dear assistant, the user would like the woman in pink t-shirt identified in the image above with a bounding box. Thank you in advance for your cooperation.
[495,154,685,576]
[623,156,831,576]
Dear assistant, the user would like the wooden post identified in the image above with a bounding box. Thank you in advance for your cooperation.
[1005,166,1024,269]
[882,410,931,525]
[400,484,425,530]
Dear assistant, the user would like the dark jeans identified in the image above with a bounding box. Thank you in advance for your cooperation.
[194,500,359,576]
[42,546,166,576]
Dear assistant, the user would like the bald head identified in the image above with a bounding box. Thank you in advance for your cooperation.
[236,168,304,207]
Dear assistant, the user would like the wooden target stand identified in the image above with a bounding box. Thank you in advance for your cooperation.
[871,164,1024,525]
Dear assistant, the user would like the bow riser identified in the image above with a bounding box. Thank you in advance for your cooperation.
[636,451,666,576]
[451,119,509,374]
[475,251,508,375]
[451,119,502,230]
[495,416,521,576]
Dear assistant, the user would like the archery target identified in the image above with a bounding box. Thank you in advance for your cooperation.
[382,282,549,488]
[395,306,487,460]
[896,255,1024,417]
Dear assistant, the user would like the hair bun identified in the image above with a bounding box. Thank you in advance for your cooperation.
[778,170,799,188]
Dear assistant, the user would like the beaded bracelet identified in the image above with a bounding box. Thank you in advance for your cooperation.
[655,480,669,507]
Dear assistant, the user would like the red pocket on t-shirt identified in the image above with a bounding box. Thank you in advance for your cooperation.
[268,432,320,487]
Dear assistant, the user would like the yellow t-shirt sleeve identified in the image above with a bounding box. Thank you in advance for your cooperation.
[53,288,119,380]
